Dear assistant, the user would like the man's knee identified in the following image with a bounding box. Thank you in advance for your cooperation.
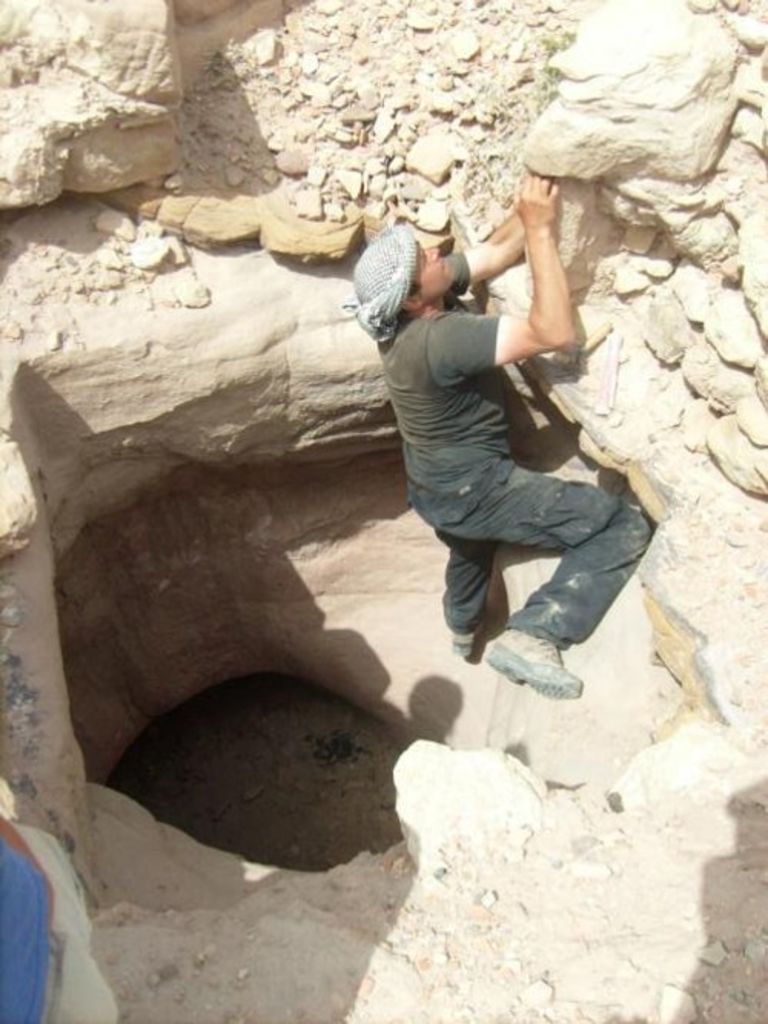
[611,500,652,561]
[553,481,623,545]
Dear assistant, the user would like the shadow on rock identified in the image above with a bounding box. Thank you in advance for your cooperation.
[680,779,768,1023]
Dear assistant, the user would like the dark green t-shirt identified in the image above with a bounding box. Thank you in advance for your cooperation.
[379,253,509,494]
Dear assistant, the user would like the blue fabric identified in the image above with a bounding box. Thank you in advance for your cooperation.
[0,836,50,1024]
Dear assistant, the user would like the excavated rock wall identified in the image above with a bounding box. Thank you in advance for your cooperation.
[0,0,181,206]
[498,0,768,729]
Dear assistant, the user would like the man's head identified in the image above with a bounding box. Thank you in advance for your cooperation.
[347,224,419,343]
[347,224,453,342]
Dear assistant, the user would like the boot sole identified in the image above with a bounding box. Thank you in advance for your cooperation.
[486,642,584,701]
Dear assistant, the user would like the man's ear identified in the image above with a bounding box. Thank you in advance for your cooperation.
[402,292,421,315]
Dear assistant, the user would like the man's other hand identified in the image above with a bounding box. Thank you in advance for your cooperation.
[515,174,559,233]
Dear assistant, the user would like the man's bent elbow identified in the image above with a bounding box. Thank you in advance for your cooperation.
[530,318,576,353]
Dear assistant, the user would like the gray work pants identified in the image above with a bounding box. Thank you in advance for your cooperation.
[410,459,651,649]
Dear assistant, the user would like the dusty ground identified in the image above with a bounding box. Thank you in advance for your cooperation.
[90,729,768,1024]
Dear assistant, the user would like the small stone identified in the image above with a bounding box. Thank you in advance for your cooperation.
[95,209,136,241]
[367,174,387,200]
[451,29,481,60]
[340,105,377,125]
[299,79,332,105]
[733,14,768,49]
[294,188,324,220]
[688,0,717,10]
[129,237,171,270]
[732,106,765,150]
[96,248,123,271]
[633,255,676,280]
[737,395,768,446]
[720,256,741,284]
[659,985,697,1024]
[366,200,387,220]
[700,940,728,967]
[317,0,343,12]
[300,52,319,76]
[704,288,764,369]
[672,262,711,323]
[614,266,650,296]
[416,199,450,232]
[683,399,716,452]
[407,9,437,30]
[400,175,430,202]
[521,980,554,1008]
[164,172,183,191]
[276,150,310,177]
[372,110,396,143]
[336,169,363,199]
[306,165,327,187]
[708,414,768,494]
[0,603,22,627]
[430,91,457,115]
[413,34,434,53]
[236,967,251,981]
[357,85,379,111]
[174,279,211,309]
[252,29,278,66]
[389,155,405,174]
[2,322,23,342]
[406,133,456,184]
[478,889,498,909]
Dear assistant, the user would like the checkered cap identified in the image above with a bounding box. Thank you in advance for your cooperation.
[343,224,419,343]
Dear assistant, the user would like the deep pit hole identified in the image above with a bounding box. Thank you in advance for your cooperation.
[107,673,410,871]
[53,379,674,881]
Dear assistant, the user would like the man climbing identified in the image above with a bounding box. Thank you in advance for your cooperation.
[345,174,650,700]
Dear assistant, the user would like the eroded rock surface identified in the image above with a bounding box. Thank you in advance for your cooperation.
[0,0,181,207]
[524,0,737,181]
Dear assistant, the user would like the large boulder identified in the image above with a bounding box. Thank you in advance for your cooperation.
[0,0,181,208]
[394,741,545,878]
[707,414,768,495]
[607,721,747,812]
[524,0,737,182]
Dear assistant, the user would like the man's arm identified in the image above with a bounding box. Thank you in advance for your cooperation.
[494,175,575,365]
[464,211,526,284]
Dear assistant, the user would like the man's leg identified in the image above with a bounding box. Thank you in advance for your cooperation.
[455,464,651,697]
[506,495,650,646]
[459,464,650,646]
[434,530,496,657]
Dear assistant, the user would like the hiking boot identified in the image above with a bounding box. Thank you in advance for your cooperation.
[485,628,584,700]
[451,630,475,660]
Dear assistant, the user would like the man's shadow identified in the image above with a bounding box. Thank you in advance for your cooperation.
[601,778,768,1024]
[678,779,768,1023]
